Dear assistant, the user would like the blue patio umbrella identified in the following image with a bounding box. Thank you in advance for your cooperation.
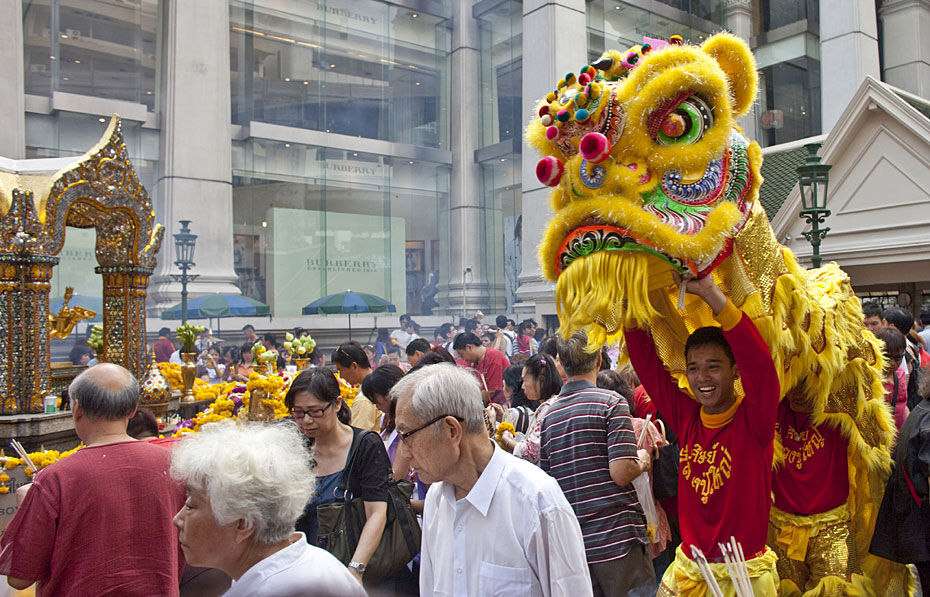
[302,290,396,339]
[161,294,270,332]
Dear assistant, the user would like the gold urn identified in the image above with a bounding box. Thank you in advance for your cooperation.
[180,352,198,402]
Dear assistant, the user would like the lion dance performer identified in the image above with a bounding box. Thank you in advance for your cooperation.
[526,32,912,595]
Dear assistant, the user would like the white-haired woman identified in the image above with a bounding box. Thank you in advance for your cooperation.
[171,421,366,597]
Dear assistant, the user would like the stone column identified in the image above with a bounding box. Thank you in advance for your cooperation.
[148,0,240,314]
[0,0,25,159]
[727,0,759,142]
[445,0,487,319]
[515,0,588,321]
[98,266,153,379]
[879,0,930,98]
[820,0,881,131]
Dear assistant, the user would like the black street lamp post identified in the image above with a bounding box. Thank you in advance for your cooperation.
[169,220,199,323]
[797,142,832,269]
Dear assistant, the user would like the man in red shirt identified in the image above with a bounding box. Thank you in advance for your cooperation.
[454,332,510,405]
[0,363,186,596]
[154,327,176,363]
[769,390,866,594]
[626,275,780,595]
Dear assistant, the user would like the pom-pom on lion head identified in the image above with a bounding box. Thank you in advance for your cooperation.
[529,33,762,343]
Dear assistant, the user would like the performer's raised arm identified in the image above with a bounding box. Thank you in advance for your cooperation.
[682,274,780,445]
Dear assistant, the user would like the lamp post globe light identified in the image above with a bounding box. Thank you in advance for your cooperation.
[169,220,199,324]
[796,142,832,269]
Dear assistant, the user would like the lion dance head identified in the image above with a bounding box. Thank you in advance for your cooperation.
[529,33,763,345]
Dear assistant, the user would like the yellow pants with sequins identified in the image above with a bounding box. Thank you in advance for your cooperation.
[768,504,874,596]
[656,544,780,597]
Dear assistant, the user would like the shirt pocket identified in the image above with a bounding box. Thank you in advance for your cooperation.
[478,562,541,597]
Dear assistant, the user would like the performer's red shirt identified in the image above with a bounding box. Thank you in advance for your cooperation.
[626,301,779,560]
[633,385,658,419]
[773,402,848,514]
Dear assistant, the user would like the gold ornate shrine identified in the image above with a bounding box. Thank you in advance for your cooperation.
[0,116,163,414]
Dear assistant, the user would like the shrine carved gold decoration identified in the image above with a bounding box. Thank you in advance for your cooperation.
[0,116,164,414]
[48,287,96,340]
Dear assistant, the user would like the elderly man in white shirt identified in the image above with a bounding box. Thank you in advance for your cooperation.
[392,363,592,597]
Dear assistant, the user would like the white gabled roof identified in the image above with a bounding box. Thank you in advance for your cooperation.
[771,76,930,279]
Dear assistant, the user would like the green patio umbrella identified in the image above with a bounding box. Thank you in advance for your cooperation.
[302,290,396,339]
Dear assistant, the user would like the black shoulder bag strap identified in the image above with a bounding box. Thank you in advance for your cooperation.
[338,429,420,562]
[390,467,421,559]
[336,428,366,558]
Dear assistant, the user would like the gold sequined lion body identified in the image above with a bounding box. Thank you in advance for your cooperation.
[528,33,909,595]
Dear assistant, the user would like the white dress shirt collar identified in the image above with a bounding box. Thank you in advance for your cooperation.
[420,441,594,597]
[227,533,305,595]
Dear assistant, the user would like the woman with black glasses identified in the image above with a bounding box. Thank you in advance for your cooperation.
[284,368,391,587]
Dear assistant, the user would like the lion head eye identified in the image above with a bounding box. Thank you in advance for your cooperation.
[655,95,714,146]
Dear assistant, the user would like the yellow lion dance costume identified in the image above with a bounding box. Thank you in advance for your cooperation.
[527,33,912,596]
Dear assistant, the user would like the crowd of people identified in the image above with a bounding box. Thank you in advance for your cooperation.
[5,284,930,596]
[143,311,551,394]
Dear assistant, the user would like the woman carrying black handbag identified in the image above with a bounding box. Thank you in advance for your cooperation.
[285,368,417,591]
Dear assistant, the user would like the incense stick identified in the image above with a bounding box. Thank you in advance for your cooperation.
[718,542,750,596]
[718,544,740,595]
[9,439,36,475]
[732,537,753,594]
[717,537,753,595]
[690,545,724,597]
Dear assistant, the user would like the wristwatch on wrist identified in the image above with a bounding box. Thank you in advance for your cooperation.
[349,561,367,574]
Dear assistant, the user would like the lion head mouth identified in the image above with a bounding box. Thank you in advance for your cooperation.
[555,223,698,277]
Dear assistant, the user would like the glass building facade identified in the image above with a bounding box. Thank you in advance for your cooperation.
[229,1,449,147]
[587,0,727,58]
[23,0,159,108]
[227,1,451,317]
[23,1,160,301]
[476,0,521,312]
[752,0,822,147]
[13,0,830,324]
[22,0,160,183]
